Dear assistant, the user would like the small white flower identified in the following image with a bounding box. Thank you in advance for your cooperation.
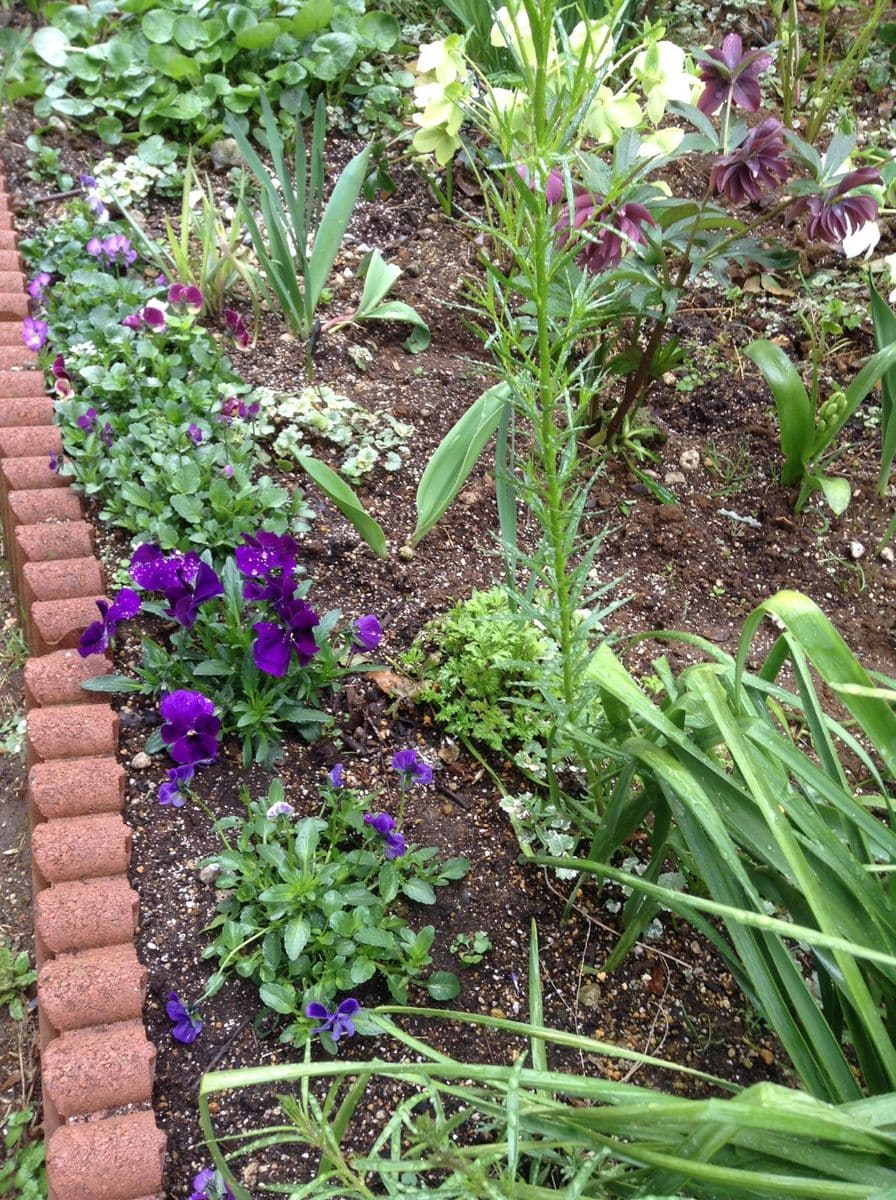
[841,220,880,259]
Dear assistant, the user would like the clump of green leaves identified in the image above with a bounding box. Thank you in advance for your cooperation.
[0,938,36,1021]
[90,140,182,203]
[450,930,492,965]
[260,384,414,480]
[0,1108,45,1200]
[404,587,555,752]
[201,778,469,1045]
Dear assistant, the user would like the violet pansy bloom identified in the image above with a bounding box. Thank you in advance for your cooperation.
[223,308,251,348]
[87,233,137,268]
[159,689,220,765]
[237,399,260,421]
[190,1168,235,1200]
[696,33,772,116]
[328,763,345,788]
[130,542,181,592]
[158,764,195,808]
[142,300,167,331]
[188,423,203,444]
[77,407,98,432]
[27,272,51,302]
[235,531,301,602]
[266,800,296,819]
[305,997,360,1042]
[363,811,408,859]
[22,317,48,352]
[78,587,141,658]
[251,598,320,677]
[391,748,433,787]
[168,282,204,313]
[353,614,383,652]
[129,545,223,629]
[166,993,203,1044]
[710,118,790,205]
[121,312,143,330]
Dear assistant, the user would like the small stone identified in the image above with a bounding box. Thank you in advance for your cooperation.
[490,1007,505,1019]
[130,751,152,769]
[880,546,894,564]
[679,448,701,472]
[441,802,454,816]
[577,983,602,1008]
[209,137,243,170]
[199,863,222,885]
[664,471,686,485]
[398,544,415,561]
[849,540,865,560]
[759,1047,774,1066]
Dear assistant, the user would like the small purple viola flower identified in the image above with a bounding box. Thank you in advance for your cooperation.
[166,992,203,1044]
[48,452,60,474]
[305,997,360,1042]
[222,464,234,478]
[158,763,195,808]
[100,422,114,448]
[223,308,251,349]
[87,233,137,268]
[793,166,882,251]
[235,531,301,601]
[78,172,96,189]
[168,283,204,313]
[142,300,167,331]
[51,354,68,379]
[710,118,790,205]
[353,614,383,652]
[167,560,224,630]
[190,1168,235,1200]
[266,800,296,818]
[130,542,180,591]
[27,272,52,302]
[251,598,320,677]
[22,317,48,352]
[217,396,237,425]
[55,376,73,399]
[79,173,108,219]
[696,33,772,116]
[121,312,143,330]
[78,587,141,657]
[237,399,260,421]
[86,235,104,259]
[159,690,220,766]
[77,407,98,433]
[188,423,203,444]
[392,748,433,787]
[328,763,345,788]
[363,811,408,859]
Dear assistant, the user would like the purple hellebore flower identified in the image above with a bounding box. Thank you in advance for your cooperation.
[697,33,773,116]
[159,689,220,766]
[363,811,408,859]
[251,598,320,676]
[392,748,433,787]
[168,283,204,313]
[190,1168,235,1200]
[223,308,251,349]
[27,272,51,302]
[158,764,195,807]
[328,763,345,788]
[77,407,98,433]
[166,992,203,1044]
[305,998,360,1042]
[555,191,655,274]
[353,614,383,651]
[22,317,48,352]
[235,531,301,601]
[517,163,565,206]
[710,118,790,205]
[266,800,296,818]
[188,423,203,444]
[77,586,141,657]
[793,166,882,250]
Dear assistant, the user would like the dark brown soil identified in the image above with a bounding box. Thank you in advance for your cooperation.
[2,52,896,1194]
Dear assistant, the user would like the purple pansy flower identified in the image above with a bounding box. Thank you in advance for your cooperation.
[130,543,181,592]
[51,354,68,379]
[121,312,143,329]
[77,407,98,433]
[190,1168,235,1200]
[168,283,204,313]
[142,300,167,330]
[235,531,301,602]
[159,690,220,765]
[251,598,320,677]
[266,800,296,818]
[363,811,408,859]
[27,272,52,302]
[100,422,114,448]
[696,33,773,116]
[328,763,345,788]
[166,993,203,1044]
[391,748,433,787]
[188,423,203,444]
[158,764,195,808]
[237,399,260,421]
[87,233,137,268]
[710,118,790,205]
[48,452,60,474]
[305,998,360,1042]
[353,614,383,652]
[130,545,223,629]
[223,308,251,348]
[22,317,48,351]
[77,587,140,658]
[793,166,882,251]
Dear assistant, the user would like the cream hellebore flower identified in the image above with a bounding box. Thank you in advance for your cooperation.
[483,85,531,139]
[568,17,615,73]
[633,40,702,124]
[637,127,685,158]
[490,4,554,70]
[411,36,469,166]
[582,87,642,144]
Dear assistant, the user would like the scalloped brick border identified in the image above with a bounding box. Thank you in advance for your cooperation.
[0,172,167,1199]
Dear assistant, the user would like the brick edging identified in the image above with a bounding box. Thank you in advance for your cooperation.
[0,175,167,1198]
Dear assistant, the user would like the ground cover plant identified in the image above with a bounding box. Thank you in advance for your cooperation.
[5,0,896,1195]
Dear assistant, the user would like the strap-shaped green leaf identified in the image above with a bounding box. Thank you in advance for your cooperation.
[870,279,896,494]
[745,339,813,486]
[296,454,387,557]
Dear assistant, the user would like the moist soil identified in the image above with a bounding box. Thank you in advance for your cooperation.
[2,50,896,1195]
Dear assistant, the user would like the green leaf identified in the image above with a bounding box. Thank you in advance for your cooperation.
[355,926,395,949]
[284,916,310,960]
[236,20,282,50]
[137,134,178,166]
[141,10,175,42]
[869,281,896,494]
[291,0,335,39]
[401,878,436,905]
[350,957,376,984]
[306,139,372,315]
[413,382,509,545]
[358,11,400,51]
[818,475,851,516]
[364,299,431,354]
[169,494,204,523]
[80,674,143,694]
[147,42,198,80]
[296,455,387,557]
[439,857,471,880]
[172,14,207,50]
[32,26,70,67]
[309,31,357,81]
[259,980,297,1014]
[745,340,813,488]
[426,971,461,1000]
[96,115,123,144]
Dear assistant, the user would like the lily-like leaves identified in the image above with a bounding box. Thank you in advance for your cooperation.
[744,339,812,486]
[869,279,896,495]
[296,454,387,558]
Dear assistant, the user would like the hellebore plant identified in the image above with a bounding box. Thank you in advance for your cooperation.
[200,773,469,1046]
